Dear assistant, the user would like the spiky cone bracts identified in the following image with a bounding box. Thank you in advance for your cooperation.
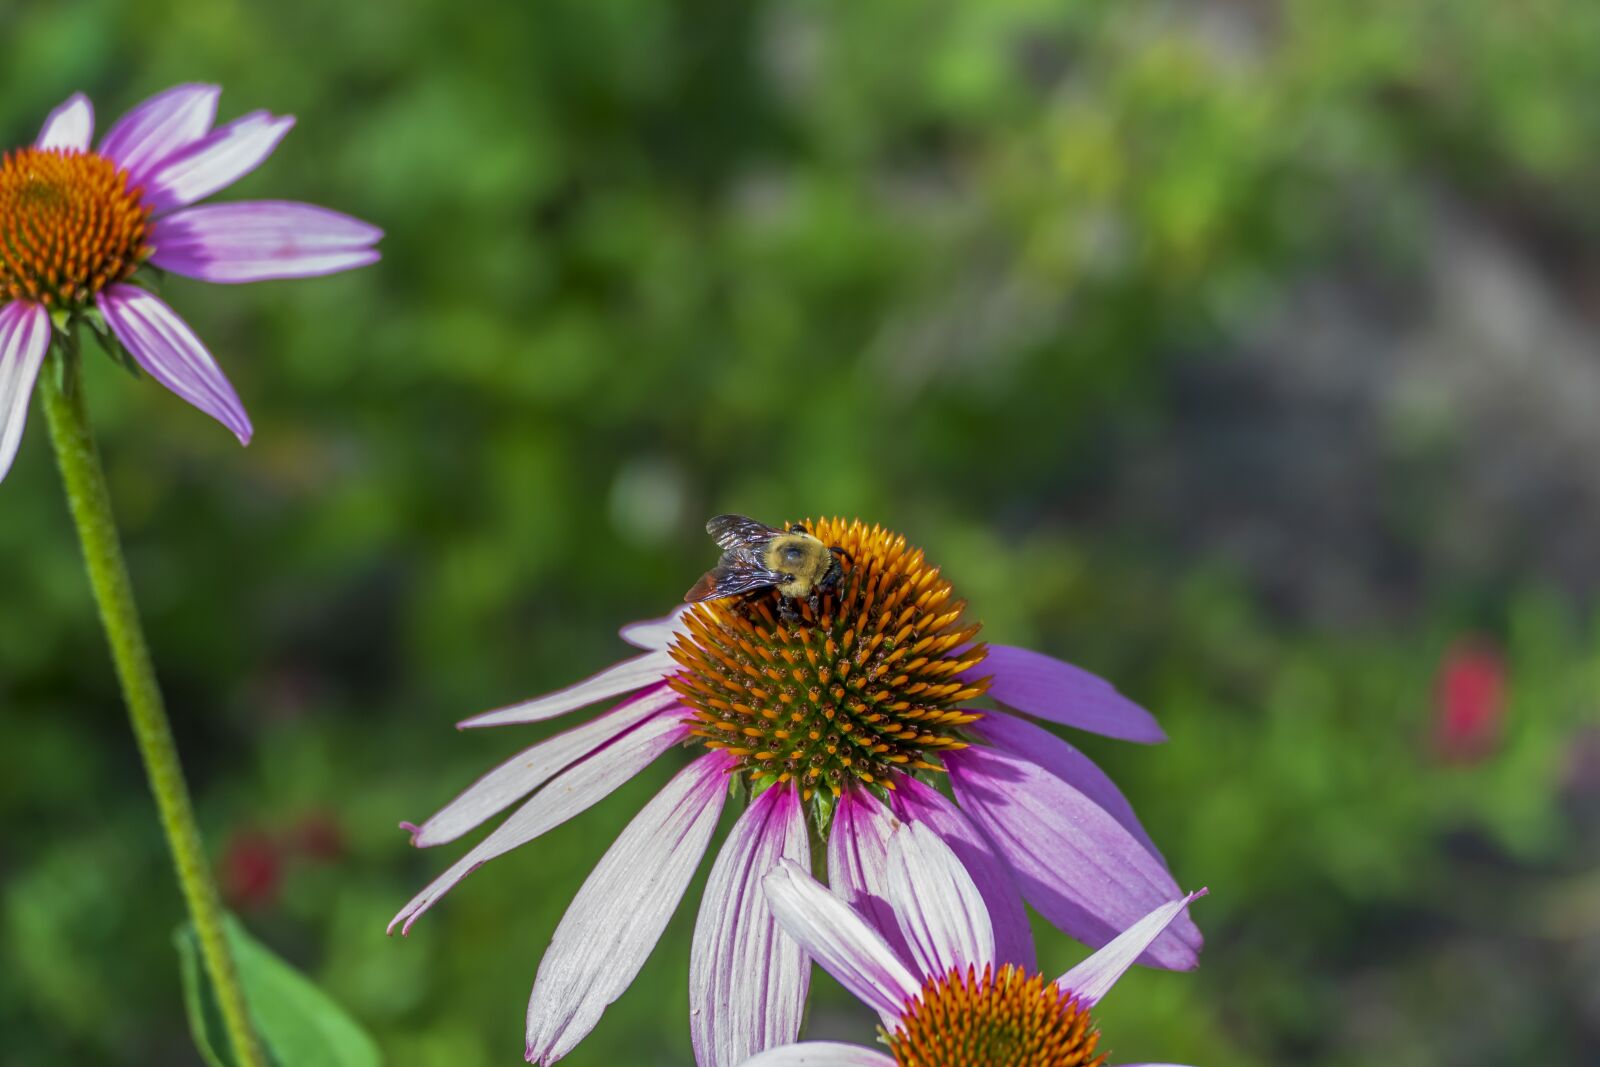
[669,519,990,811]
[886,964,1105,1067]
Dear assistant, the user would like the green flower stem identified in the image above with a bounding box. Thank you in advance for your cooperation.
[38,336,268,1067]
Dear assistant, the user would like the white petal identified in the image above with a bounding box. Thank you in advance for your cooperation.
[525,753,732,1064]
[690,785,811,1067]
[388,713,688,935]
[1055,890,1209,1007]
[619,605,692,650]
[0,302,52,484]
[763,860,920,1030]
[458,649,676,729]
[739,1044,897,1067]
[142,111,295,213]
[37,93,93,151]
[886,820,994,980]
[409,685,680,847]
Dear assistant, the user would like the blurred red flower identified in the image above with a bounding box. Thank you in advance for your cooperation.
[1433,638,1507,764]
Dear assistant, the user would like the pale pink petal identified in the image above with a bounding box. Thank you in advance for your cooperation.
[762,860,919,1031]
[827,785,912,965]
[968,644,1166,743]
[36,93,93,151]
[150,201,382,283]
[619,606,692,650]
[388,713,689,935]
[96,284,251,444]
[947,746,1202,971]
[458,651,676,729]
[691,784,811,1067]
[738,1045,897,1067]
[0,302,52,484]
[971,711,1160,858]
[98,84,219,186]
[885,820,994,979]
[525,752,734,1065]
[888,776,1035,972]
[1056,890,1209,1006]
[408,686,681,847]
[141,111,295,214]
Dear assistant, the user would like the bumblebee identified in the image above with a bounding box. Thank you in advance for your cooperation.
[686,514,848,622]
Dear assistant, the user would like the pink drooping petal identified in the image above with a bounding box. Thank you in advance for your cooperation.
[619,606,692,650]
[739,1044,898,1067]
[947,746,1202,971]
[408,686,682,848]
[96,284,251,444]
[149,201,382,283]
[0,302,52,485]
[885,820,994,980]
[762,860,920,1031]
[141,111,295,214]
[691,783,810,1067]
[1055,890,1209,1007]
[967,644,1166,743]
[36,93,93,151]
[971,711,1161,858]
[99,84,220,187]
[525,752,734,1065]
[888,776,1035,972]
[388,713,689,935]
[827,785,912,966]
[457,650,677,729]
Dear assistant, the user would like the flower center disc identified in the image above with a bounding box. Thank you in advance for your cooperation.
[670,518,989,799]
[888,964,1107,1067]
[0,147,151,308]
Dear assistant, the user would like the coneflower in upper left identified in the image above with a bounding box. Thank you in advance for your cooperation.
[3,86,381,1067]
[0,85,382,482]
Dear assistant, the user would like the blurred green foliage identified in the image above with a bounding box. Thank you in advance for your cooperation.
[3,1,1599,1064]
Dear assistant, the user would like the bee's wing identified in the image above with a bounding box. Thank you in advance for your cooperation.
[685,554,785,603]
[706,514,784,552]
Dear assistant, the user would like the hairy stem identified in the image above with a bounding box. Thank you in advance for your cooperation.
[38,336,267,1067]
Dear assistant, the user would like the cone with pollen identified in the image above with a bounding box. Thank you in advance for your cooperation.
[887,964,1105,1067]
[668,518,991,800]
[0,148,152,308]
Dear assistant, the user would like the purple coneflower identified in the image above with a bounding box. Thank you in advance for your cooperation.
[745,820,1206,1067]
[391,518,1202,1065]
[0,86,381,481]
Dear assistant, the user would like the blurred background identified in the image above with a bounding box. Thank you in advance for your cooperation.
[3,1,1599,1064]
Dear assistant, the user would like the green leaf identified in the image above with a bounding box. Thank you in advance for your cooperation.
[174,915,383,1067]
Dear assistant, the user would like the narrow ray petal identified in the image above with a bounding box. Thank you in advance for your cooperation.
[947,746,1202,971]
[150,201,382,283]
[888,776,1035,972]
[886,821,994,979]
[0,302,52,484]
[827,785,912,965]
[1056,890,1209,1007]
[37,93,93,151]
[739,1044,897,1067]
[409,686,680,847]
[458,650,676,729]
[967,644,1166,743]
[99,84,219,185]
[971,711,1161,857]
[691,784,810,1067]
[388,713,689,935]
[525,752,733,1064]
[97,284,251,444]
[763,860,919,1030]
[619,606,691,650]
[142,111,295,214]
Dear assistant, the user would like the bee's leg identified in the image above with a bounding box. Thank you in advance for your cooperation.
[777,598,800,627]
[807,591,822,617]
